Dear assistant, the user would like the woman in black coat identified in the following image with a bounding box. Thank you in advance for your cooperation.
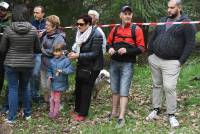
[68,14,103,121]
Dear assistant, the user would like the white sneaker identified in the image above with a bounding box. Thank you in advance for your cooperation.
[169,116,179,128]
[146,110,159,121]
[59,103,64,111]
[4,118,15,125]
[25,116,31,120]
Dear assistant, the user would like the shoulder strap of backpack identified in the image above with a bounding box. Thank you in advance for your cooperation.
[111,24,137,45]
[131,24,136,44]
[111,25,119,45]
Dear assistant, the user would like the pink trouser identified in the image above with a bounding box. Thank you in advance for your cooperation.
[49,91,61,116]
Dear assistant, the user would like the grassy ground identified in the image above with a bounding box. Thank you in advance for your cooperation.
[0,54,200,134]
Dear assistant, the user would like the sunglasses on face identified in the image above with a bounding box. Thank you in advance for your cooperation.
[76,23,85,26]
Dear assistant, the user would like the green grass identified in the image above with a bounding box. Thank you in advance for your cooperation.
[0,55,200,134]
[196,31,200,43]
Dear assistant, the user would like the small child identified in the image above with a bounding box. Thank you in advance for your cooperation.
[47,43,74,118]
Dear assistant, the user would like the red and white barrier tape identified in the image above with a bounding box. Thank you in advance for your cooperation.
[0,21,199,35]
[62,21,200,29]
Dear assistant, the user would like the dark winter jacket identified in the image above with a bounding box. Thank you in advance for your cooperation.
[0,12,11,64]
[47,56,74,91]
[31,18,46,42]
[77,27,104,71]
[0,22,40,68]
[31,19,46,31]
[148,14,196,65]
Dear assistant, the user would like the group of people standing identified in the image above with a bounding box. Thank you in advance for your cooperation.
[0,0,196,129]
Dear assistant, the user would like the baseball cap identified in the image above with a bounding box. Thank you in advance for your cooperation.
[0,2,9,10]
[121,5,132,13]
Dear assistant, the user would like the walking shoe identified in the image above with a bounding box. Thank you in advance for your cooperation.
[169,116,179,128]
[146,110,159,121]
[0,107,9,114]
[53,113,59,119]
[74,115,86,122]
[115,118,125,128]
[59,104,64,111]
[25,116,31,120]
[48,112,54,118]
[4,118,16,126]
[107,113,119,121]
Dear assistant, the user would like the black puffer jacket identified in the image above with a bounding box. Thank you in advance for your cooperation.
[148,14,196,65]
[0,22,40,68]
[0,13,11,64]
[77,27,104,71]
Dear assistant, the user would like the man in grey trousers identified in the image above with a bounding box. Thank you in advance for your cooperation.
[146,0,196,128]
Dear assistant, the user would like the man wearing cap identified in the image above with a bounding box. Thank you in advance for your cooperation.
[0,1,10,33]
[0,1,11,112]
[88,10,106,54]
[107,5,145,128]
[147,0,196,128]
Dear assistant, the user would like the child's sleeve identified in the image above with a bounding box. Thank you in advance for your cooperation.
[62,59,74,75]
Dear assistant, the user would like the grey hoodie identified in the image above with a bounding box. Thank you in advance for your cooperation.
[0,22,40,68]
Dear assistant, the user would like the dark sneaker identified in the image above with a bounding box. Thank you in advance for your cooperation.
[108,113,119,121]
[115,118,125,128]
[0,107,9,114]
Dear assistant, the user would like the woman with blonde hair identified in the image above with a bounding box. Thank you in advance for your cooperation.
[41,15,66,105]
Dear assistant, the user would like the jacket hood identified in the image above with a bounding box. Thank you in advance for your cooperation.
[178,13,190,21]
[11,22,32,34]
[161,13,190,22]
[171,13,190,21]
[47,30,66,39]
[165,13,190,22]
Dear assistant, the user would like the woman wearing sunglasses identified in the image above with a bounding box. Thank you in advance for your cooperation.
[68,14,103,121]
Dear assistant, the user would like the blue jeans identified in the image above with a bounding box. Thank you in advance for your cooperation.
[30,54,41,99]
[0,63,4,94]
[5,66,32,121]
[110,60,134,96]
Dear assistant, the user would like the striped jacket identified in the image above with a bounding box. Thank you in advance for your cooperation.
[0,22,40,68]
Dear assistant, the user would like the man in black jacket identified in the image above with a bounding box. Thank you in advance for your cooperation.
[146,0,196,128]
[30,5,46,103]
[0,1,11,113]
